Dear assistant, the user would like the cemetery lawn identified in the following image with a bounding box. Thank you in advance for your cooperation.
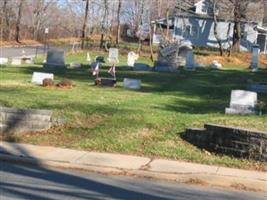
[0,52,267,171]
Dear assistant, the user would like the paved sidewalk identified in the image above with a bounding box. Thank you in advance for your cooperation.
[0,142,266,193]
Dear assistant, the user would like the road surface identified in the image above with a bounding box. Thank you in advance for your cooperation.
[0,45,72,58]
[0,45,45,58]
[0,162,266,200]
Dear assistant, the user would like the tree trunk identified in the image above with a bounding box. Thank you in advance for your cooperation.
[232,21,241,52]
[115,0,122,45]
[166,3,170,39]
[100,0,108,49]
[81,0,89,49]
[263,0,267,27]
[3,0,10,40]
[15,0,24,43]
[213,0,223,56]
[232,1,241,53]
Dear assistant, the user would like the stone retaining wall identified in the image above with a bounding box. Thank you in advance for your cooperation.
[184,124,267,162]
[0,107,52,134]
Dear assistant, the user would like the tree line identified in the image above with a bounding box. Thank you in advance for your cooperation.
[0,0,266,54]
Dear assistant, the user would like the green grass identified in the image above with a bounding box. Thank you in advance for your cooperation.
[1,52,267,171]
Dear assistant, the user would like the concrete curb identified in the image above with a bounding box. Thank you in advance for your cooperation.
[0,142,266,193]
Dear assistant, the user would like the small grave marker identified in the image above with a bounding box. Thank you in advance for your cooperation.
[185,50,196,70]
[123,78,141,90]
[31,72,54,85]
[107,48,119,64]
[127,51,139,67]
[11,58,22,65]
[250,44,260,71]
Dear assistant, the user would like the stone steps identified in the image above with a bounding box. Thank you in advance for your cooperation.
[184,124,267,162]
[0,107,52,134]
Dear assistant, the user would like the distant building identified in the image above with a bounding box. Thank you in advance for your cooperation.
[152,0,266,54]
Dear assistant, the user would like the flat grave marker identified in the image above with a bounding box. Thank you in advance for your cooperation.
[123,78,141,90]
[31,72,54,85]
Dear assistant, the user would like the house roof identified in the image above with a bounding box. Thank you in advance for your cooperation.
[255,26,267,34]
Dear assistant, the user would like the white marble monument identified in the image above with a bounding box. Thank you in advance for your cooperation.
[31,72,54,85]
[107,48,119,64]
[127,52,139,67]
[0,58,8,65]
[225,90,257,115]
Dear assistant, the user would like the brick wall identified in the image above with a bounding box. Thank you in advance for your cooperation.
[184,124,267,162]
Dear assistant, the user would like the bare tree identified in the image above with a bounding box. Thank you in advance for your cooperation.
[100,0,109,49]
[115,0,122,45]
[264,0,267,26]
[212,0,223,56]
[15,0,25,43]
[81,0,89,49]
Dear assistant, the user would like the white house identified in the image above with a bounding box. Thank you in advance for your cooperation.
[152,0,266,53]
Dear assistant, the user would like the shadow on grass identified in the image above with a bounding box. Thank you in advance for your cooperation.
[2,65,267,115]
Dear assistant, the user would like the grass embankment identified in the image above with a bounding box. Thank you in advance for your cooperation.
[0,52,267,171]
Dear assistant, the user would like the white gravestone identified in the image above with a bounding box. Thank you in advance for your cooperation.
[0,58,8,65]
[31,72,54,85]
[225,90,257,115]
[185,50,196,70]
[107,48,119,64]
[11,58,22,65]
[210,60,222,69]
[127,52,139,67]
[86,52,91,63]
[123,78,141,90]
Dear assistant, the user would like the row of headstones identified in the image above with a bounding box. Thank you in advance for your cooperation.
[31,71,141,90]
[0,56,34,65]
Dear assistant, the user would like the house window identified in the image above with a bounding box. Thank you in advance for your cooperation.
[191,26,199,38]
[201,5,207,13]
[183,25,191,38]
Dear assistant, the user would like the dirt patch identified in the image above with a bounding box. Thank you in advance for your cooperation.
[196,53,267,68]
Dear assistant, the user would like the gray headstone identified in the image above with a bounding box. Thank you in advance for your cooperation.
[185,50,196,70]
[44,50,65,68]
[123,78,141,90]
[250,45,259,71]
[225,90,257,115]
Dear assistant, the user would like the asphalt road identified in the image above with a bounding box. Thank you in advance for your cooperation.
[0,162,266,200]
[0,45,45,58]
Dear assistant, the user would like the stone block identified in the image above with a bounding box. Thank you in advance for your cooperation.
[123,78,141,90]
